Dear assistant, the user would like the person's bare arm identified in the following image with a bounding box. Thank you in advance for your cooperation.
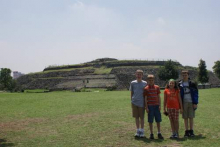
[158,94,161,111]
[145,95,149,113]
[163,93,167,112]
[178,93,183,114]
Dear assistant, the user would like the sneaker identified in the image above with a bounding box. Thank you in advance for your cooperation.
[184,130,189,137]
[158,133,164,139]
[174,133,179,138]
[150,134,154,139]
[134,130,140,137]
[170,134,175,139]
[189,130,195,137]
[139,130,145,138]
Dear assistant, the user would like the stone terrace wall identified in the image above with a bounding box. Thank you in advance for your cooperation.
[17,71,117,90]
[111,67,220,89]
[111,67,166,90]
[17,66,220,90]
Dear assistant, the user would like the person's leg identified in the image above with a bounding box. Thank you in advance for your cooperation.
[183,103,188,130]
[148,105,154,134]
[139,107,145,129]
[149,123,154,139]
[155,105,162,133]
[149,123,153,134]
[168,109,175,134]
[155,105,163,139]
[184,118,188,130]
[169,118,175,133]
[174,109,180,136]
[169,118,176,138]
[188,103,194,130]
[189,118,195,136]
[156,122,161,133]
[188,102,195,137]
[175,119,179,134]
[138,107,145,137]
[132,104,140,137]
[140,118,144,129]
[135,118,140,129]
[138,118,145,137]
[184,118,190,137]
[183,103,190,137]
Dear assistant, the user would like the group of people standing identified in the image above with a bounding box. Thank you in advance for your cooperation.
[130,70,199,139]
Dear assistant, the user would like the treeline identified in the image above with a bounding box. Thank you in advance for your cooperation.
[158,59,220,85]
[0,68,20,92]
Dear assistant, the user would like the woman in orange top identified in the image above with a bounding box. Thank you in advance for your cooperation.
[164,79,183,139]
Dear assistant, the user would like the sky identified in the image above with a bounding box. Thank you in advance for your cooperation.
[0,0,220,74]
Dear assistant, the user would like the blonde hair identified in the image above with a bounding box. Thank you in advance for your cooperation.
[147,74,155,79]
[136,70,143,75]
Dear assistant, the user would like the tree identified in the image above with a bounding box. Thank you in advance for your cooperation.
[0,68,13,90]
[158,60,179,81]
[198,59,209,84]
[213,60,220,79]
[8,79,18,92]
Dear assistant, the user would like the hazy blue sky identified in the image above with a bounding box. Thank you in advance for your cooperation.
[1,0,220,73]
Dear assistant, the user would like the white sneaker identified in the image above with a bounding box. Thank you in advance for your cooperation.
[140,130,145,138]
[134,130,140,137]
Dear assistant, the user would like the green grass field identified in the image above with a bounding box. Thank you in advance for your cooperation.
[0,89,220,147]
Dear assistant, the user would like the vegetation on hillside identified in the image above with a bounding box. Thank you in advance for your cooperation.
[213,60,220,79]
[158,60,179,81]
[0,68,18,92]
[198,59,209,84]
[43,58,182,72]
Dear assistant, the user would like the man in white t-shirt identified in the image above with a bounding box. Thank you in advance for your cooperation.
[130,70,147,138]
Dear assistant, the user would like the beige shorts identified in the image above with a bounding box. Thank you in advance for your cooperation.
[131,103,145,119]
[182,102,195,119]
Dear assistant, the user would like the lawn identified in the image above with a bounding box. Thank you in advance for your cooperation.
[0,89,220,147]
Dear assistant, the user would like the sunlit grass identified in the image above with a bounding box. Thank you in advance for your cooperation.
[0,89,219,146]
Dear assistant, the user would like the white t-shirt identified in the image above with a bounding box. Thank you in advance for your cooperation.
[183,82,192,102]
[129,80,147,107]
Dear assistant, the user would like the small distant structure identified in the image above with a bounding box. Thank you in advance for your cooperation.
[197,83,211,89]
[13,71,25,79]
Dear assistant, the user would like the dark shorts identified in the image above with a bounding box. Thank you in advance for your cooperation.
[148,105,162,123]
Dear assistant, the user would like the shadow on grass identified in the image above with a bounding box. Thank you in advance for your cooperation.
[0,139,15,147]
[176,134,206,142]
[186,134,206,140]
[134,137,164,143]
[135,134,206,144]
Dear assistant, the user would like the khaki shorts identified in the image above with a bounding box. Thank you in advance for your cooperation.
[131,103,145,119]
[182,102,195,119]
